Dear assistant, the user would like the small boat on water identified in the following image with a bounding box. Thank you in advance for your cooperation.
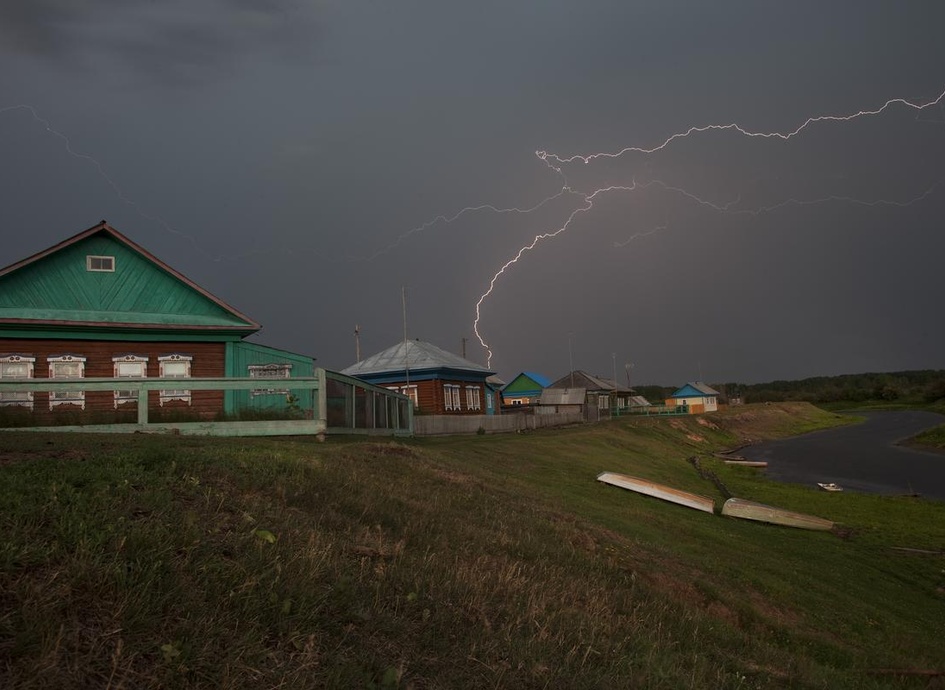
[597,471,715,513]
[721,497,834,531]
[817,482,843,492]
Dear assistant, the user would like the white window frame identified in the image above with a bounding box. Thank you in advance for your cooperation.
[0,355,35,409]
[465,385,481,411]
[248,363,292,397]
[386,384,419,408]
[48,355,86,409]
[598,394,610,410]
[158,354,192,405]
[402,385,418,408]
[444,384,461,412]
[86,255,115,272]
[112,355,148,407]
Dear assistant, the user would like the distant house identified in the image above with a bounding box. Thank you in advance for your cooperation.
[341,339,496,415]
[501,371,550,406]
[0,221,317,423]
[546,370,633,412]
[538,387,585,414]
[666,382,720,413]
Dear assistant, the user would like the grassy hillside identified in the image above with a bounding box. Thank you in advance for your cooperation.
[1,403,943,688]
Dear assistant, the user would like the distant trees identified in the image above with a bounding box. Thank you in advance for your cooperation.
[713,370,945,407]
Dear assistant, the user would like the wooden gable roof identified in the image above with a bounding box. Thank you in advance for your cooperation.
[0,221,260,337]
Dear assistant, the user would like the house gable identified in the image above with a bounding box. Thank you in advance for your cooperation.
[503,371,550,395]
[668,382,720,399]
[0,222,259,337]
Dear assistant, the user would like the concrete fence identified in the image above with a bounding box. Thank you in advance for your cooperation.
[413,411,585,436]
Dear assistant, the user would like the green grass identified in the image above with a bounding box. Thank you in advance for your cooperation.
[1,403,943,688]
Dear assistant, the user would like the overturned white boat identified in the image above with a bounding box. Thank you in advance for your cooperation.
[721,497,834,531]
[817,482,843,492]
[597,471,715,514]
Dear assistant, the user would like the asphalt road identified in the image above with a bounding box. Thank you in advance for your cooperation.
[740,410,945,501]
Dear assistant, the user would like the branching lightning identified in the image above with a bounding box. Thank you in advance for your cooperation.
[536,88,945,166]
[472,86,945,368]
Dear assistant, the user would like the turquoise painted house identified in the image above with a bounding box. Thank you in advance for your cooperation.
[501,371,550,406]
[0,221,316,421]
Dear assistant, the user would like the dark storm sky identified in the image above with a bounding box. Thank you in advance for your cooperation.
[2,1,944,385]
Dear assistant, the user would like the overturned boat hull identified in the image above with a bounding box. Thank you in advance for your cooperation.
[721,497,833,531]
[723,460,768,468]
[597,472,715,513]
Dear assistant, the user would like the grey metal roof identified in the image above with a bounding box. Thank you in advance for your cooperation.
[689,381,720,396]
[546,370,631,393]
[539,387,586,405]
[341,339,494,376]
[629,395,651,407]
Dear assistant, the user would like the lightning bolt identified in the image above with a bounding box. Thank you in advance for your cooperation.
[473,86,945,367]
[537,88,945,166]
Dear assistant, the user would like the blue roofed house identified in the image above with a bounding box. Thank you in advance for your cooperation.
[501,371,550,406]
[666,382,720,414]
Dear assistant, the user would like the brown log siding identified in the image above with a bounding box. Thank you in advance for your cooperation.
[0,339,225,422]
[398,379,485,415]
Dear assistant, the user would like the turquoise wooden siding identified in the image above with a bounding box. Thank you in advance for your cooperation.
[224,342,316,415]
[0,233,255,330]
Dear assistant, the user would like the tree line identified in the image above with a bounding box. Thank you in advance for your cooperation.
[714,370,945,406]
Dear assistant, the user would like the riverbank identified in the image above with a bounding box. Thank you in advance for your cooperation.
[2,403,942,688]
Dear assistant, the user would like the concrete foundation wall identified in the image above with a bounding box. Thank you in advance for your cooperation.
[414,411,584,436]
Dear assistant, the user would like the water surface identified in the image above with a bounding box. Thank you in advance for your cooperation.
[739,410,945,500]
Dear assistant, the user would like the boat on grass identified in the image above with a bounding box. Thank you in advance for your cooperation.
[817,482,843,492]
[723,460,768,468]
[721,497,833,531]
[597,471,715,513]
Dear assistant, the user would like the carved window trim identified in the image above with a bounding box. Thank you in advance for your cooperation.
[158,354,192,405]
[112,355,148,407]
[248,363,292,397]
[47,355,86,409]
[0,354,35,409]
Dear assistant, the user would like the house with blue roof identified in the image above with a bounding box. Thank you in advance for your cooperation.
[341,339,497,415]
[666,382,720,413]
[501,371,550,406]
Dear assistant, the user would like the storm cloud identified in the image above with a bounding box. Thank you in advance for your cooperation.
[2,2,944,386]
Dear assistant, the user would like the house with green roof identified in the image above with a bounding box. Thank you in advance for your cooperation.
[501,371,550,406]
[341,339,497,415]
[0,221,315,422]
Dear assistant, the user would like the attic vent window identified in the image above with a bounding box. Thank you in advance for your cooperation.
[87,255,115,272]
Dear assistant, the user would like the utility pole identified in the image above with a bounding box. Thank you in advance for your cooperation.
[354,324,361,363]
[461,337,467,359]
[568,333,574,388]
[402,287,409,389]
